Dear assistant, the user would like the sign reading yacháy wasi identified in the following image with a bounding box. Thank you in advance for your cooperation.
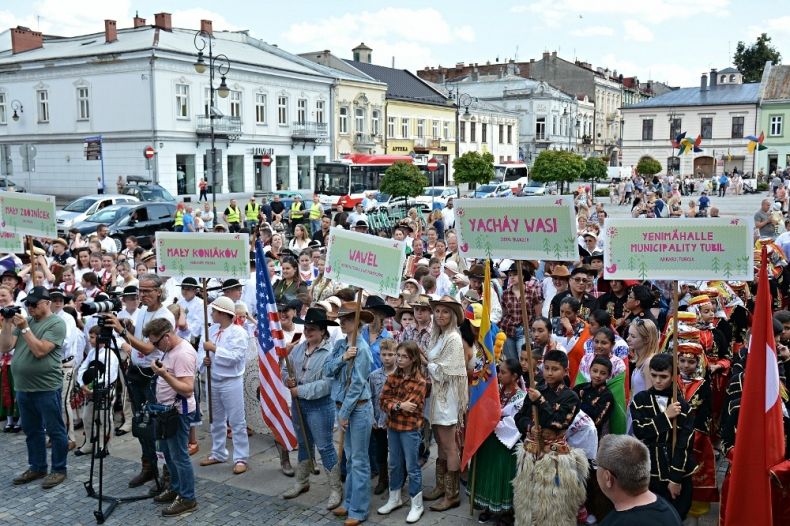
[155,232,250,279]
[0,232,24,254]
[0,193,57,238]
[603,217,754,281]
[454,196,577,260]
[324,227,406,298]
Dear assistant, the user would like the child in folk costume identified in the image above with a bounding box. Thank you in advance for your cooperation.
[688,293,730,441]
[376,341,429,523]
[629,353,696,520]
[514,350,588,526]
[552,297,590,386]
[676,340,718,525]
[469,358,525,525]
[573,356,615,436]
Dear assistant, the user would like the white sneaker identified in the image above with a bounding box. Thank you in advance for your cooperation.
[406,492,424,523]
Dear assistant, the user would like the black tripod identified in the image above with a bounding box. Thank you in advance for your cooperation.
[83,321,153,524]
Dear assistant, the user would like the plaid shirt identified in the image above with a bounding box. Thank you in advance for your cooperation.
[399,322,433,352]
[379,373,428,431]
[500,279,544,338]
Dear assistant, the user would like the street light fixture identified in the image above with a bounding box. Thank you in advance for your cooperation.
[194,29,231,223]
[10,100,22,122]
[446,86,473,195]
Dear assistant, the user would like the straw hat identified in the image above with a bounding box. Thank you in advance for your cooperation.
[336,303,374,324]
[429,295,464,325]
[210,296,236,316]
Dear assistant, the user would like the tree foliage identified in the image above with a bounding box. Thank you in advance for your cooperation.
[582,156,608,182]
[380,161,428,198]
[530,150,585,187]
[734,33,781,83]
[636,155,662,177]
[452,151,495,188]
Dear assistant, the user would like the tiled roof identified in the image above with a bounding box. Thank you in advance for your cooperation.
[624,82,760,109]
[344,59,450,106]
[762,65,790,101]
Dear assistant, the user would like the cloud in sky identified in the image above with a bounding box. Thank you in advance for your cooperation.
[570,26,614,38]
[623,20,654,42]
[511,0,730,26]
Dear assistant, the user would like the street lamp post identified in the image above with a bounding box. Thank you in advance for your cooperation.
[194,30,231,224]
[447,85,472,193]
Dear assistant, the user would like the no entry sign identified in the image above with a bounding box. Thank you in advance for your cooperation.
[144,146,155,159]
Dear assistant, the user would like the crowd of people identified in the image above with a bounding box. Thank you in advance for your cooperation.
[0,181,789,526]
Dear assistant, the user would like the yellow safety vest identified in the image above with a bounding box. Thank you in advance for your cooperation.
[245,202,260,221]
[174,209,184,227]
[225,205,240,224]
[290,202,304,220]
[309,202,322,220]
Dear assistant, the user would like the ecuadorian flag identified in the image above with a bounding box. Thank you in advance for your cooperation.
[462,260,502,468]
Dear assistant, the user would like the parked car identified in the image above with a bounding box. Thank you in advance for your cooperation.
[519,181,558,196]
[374,193,431,215]
[472,182,512,199]
[57,194,139,234]
[415,186,458,210]
[0,177,26,192]
[120,175,177,203]
[70,202,176,248]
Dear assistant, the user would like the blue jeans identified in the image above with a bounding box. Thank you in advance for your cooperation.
[158,412,195,500]
[503,326,525,363]
[388,428,422,497]
[17,389,68,474]
[293,396,337,471]
[310,219,321,236]
[342,401,373,521]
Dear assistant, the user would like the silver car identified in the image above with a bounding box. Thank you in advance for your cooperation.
[57,194,139,234]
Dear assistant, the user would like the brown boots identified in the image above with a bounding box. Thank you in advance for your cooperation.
[128,457,156,488]
[423,458,446,501]
[429,469,460,511]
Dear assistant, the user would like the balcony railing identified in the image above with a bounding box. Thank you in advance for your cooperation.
[292,121,328,139]
[196,115,242,136]
[353,133,377,147]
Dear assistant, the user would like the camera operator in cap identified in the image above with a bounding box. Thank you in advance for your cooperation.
[49,288,80,450]
[105,273,175,490]
[114,285,141,436]
[177,277,205,348]
[0,286,68,489]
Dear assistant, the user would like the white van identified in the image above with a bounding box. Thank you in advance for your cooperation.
[494,162,529,193]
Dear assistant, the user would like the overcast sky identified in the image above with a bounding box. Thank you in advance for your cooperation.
[1,0,785,87]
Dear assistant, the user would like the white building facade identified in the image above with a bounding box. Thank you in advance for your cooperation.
[0,15,336,200]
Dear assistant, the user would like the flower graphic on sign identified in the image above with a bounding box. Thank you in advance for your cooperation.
[325,264,332,274]
[456,208,465,217]
[159,265,166,272]
[554,199,564,206]
[606,227,618,239]
[606,263,617,274]
[459,242,469,253]
[730,219,740,226]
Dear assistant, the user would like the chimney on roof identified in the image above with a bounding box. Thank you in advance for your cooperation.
[133,14,146,28]
[542,51,550,60]
[10,26,43,54]
[709,68,717,88]
[200,19,213,36]
[104,19,117,43]
[700,73,708,92]
[551,51,557,58]
[154,12,172,31]
[352,42,372,63]
[471,66,479,82]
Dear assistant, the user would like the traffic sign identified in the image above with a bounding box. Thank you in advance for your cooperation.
[144,146,155,159]
[261,154,272,167]
[427,157,439,172]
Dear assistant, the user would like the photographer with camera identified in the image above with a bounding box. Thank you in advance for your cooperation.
[145,318,198,517]
[0,286,68,489]
[49,288,80,450]
[106,274,175,490]
[114,285,141,436]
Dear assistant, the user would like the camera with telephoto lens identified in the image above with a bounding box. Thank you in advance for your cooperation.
[80,298,122,316]
[0,306,21,319]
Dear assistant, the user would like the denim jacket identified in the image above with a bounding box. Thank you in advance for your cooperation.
[324,335,372,421]
[281,339,332,401]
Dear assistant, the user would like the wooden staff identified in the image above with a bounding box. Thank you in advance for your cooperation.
[469,454,478,516]
[516,260,542,451]
[336,288,364,458]
[27,236,35,272]
[284,353,317,471]
[671,280,680,450]
[202,278,213,424]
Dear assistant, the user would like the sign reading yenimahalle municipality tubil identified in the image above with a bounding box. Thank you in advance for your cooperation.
[155,232,250,279]
[604,217,755,281]
[454,196,577,260]
[324,227,406,298]
[0,193,57,238]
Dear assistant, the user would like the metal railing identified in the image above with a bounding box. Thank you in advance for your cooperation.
[196,115,242,135]
[292,121,328,138]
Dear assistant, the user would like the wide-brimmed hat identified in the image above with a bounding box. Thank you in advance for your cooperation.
[462,289,481,303]
[429,295,464,325]
[355,219,369,229]
[444,260,460,275]
[571,265,596,277]
[395,303,414,325]
[401,278,421,292]
[464,263,485,280]
[122,285,139,297]
[336,303,374,324]
[221,278,243,291]
[303,307,339,327]
[140,250,156,262]
[179,277,199,288]
[0,270,22,284]
[210,296,236,316]
[48,288,66,301]
[51,238,68,248]
[364,295,396,318]
[547,265,571,278]
[410,294,433,309]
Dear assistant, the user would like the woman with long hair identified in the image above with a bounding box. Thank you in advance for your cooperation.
[309,253,338,303]
[626,318,659,403]
[424,296,468,512]
[289,224,311,252]
[428,209,445,240]
[273,257,307,305]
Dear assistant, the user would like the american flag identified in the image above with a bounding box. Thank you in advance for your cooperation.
[254,241,297,450]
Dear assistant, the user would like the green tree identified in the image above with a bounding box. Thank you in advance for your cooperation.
[734,33,782,83]
[582,156,608,199]
[530,150,585,194]
[380,162,428,208]
[636,155,662,177]
[452,151,495,189]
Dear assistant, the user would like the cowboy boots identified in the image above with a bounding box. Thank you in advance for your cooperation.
[282,461,311,499]
[423,458,446,501]
[374,468,389,495]
[277,442,294,477]
[429,470,460,512]
[325,463,343,510]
